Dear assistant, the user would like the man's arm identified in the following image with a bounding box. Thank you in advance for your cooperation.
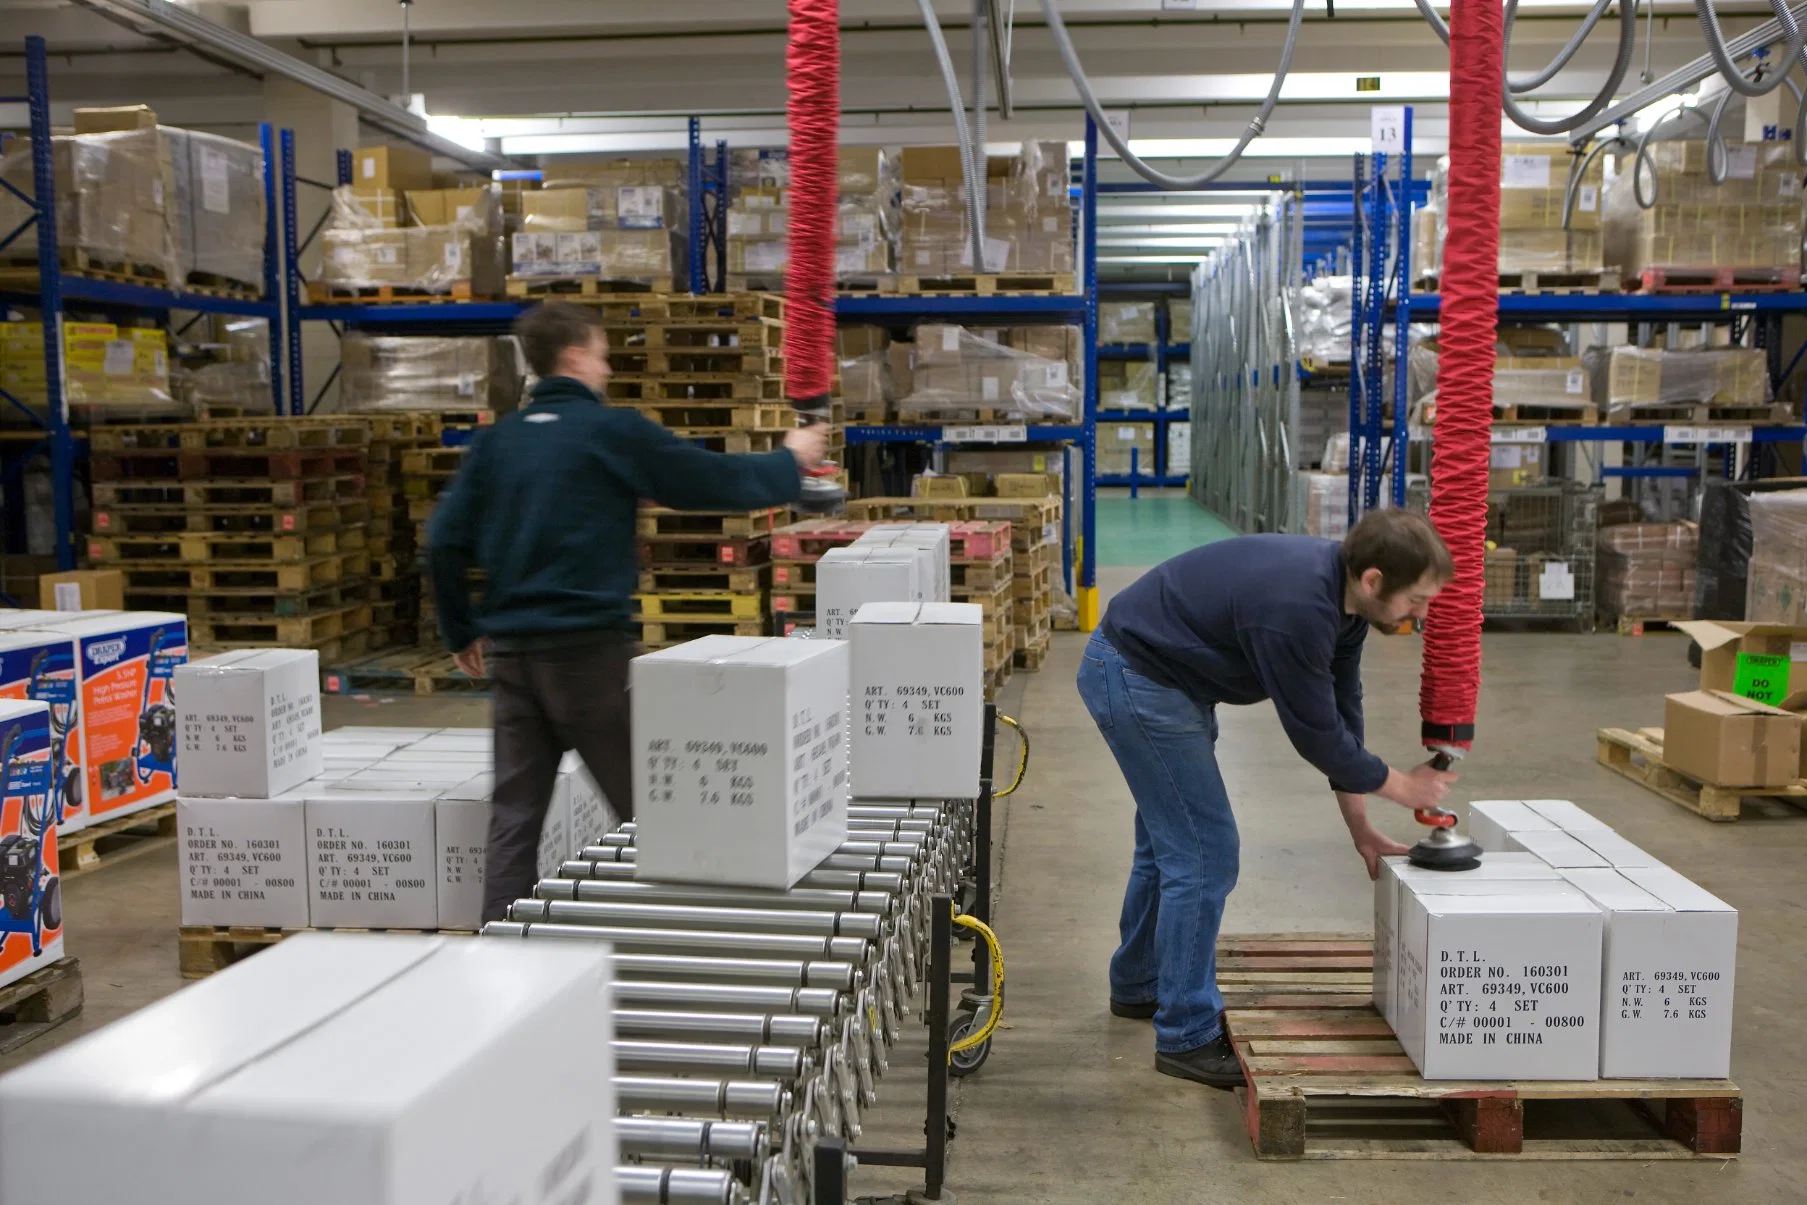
[616,412,804,511]
[1337,789,1411,880]
[1246,625,1390,794]
[1330,633,1367,762]
[426,436,486,655]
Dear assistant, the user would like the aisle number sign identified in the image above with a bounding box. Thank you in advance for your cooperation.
[1733,652,1791,706]
[1371,106,1406,154]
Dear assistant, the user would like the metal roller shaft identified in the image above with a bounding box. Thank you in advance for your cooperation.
[586,834,928,858]
[612,980,845,1018]
[557,859,907,895]
[614,1075,790,1118]
[615,1009,826,1048]
[539,875,897,919]
[613,1039,806,1081]
[524,887,887,937]
[482,925,860,991]
[616,1165,747,1205]
[496,912,871,963]
[613,1116,769,1163]
[573,844,918,877]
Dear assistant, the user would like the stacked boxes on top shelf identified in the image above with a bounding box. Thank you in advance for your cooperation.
[317,146,506,302]
[1425,141,1611,287]
[508,158,687,298]
[86,417,375,662]
[1,316,176,429]
[724,147,902,292]
[898,141,1074,291]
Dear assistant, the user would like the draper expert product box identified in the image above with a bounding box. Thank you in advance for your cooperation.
[31,611,186,824]
[0,933,619,1205]
[175,649,324,799]
[849,602,984,799]
[177,793,310,928]
[1372,853,1564,1029]
[1559,866,1738,1079]
[633,636,849,888]
[0,630,85,834]
[0,699,60,993]
[1394,887,1603,1080]
[304,792,438,928]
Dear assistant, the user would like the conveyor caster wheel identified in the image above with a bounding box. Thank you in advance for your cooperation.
[948,1011,991,1077]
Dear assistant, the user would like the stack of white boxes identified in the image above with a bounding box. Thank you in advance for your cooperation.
[848,601,985,800]
[177,682,617,932]
[1376,798,1737,1081]
[855,523,953,602]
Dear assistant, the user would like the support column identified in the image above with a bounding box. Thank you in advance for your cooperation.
[263,79,358,415]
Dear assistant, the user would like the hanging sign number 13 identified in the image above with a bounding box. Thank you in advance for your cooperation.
[1371,106,1406,155]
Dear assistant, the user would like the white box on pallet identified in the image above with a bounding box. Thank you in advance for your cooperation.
[0,933,618,1205]
[856,524,951,601]
[1394,886,1603,1080]
[849,602,984,799]
[1573,830,1662,868]
[1372,853,1565,1029]
[816,547,926,639]
[562,751,618,847]
[304,792,439,928]
[382,748,492,766]
[175,649,323,800]
[1466,800,1562,852]
[435,787,490,931]
[632,635,849,888]
[177,794,310,928]
[323,727,434,748]
[1511,828,1613,868]
[1522,799,1612,831]
[1558,866,1738,1078]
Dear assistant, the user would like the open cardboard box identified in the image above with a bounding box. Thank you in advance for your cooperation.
[1674,620,1807,699]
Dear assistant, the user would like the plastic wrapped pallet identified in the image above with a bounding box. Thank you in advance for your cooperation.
[1430,142,1606,274]
[1586,346,1772,417]
[1099,302,1157,345]
[341,334,525,413]
[165,128,265,292]
[0,126,180,285]
[509,159,687,287]
[1167,298,1193,340]
[1604,140,1804,283]
[1097,421,1155,476]
[1167,361,1192,412]
[898,141,1073,278]
[1746,488,1807,625]
[322,186,506,294]
[1410,335,1589,416]
[726,148,900,284]
[1294,276,1353,364]
[898,324,1078,421]
[1100,359,1158,411]
[1597,522,1698,619]
[1300,472,1348,538]
[174,317,271,414]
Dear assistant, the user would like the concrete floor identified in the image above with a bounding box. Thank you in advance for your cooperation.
[5,553,1804,1202]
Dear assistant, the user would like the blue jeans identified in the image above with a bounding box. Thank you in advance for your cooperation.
[1077,632,1239,1053]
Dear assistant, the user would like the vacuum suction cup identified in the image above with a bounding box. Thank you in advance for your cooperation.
[1407,808,1482,871]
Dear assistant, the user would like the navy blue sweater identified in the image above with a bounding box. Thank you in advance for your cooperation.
[1099,534,1388,794]
[427,377,802,651]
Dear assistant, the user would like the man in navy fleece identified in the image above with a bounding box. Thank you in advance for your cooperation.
[1078,509,1457,1089]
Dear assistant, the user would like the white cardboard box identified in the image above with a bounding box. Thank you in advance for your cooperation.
[1467,800,1562,852]
[175,649,323,799]
[304,792,439,928]
[1572,830,1661,868]
[322,727,435,748]
[177,794,310,927]
[562,751,618,846]
[632,635,849,888]
[856,524,952,602]
[1522,799,1612,831]
[816,547,925,639]
[381,748,492,766]
[1373,853,1564,1029]
[1511,828,1612,868]
[849,601,984,799]
[434,791,490,930]
[0,933,618,1205]
[1558,867,1737,1078]
[1395,886,1604,1079]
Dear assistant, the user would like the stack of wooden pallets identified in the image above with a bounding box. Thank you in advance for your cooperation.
[86,417,374,662]
[358,412,442,649]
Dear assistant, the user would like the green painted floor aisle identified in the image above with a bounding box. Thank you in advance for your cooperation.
[1094,488,1235,566]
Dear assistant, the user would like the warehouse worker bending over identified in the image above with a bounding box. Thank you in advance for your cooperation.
[1079,510,1457,1089]
[429,301,827,921]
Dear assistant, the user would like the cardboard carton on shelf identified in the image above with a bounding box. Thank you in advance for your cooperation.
[36,569,122,612]
[354,143,434,193]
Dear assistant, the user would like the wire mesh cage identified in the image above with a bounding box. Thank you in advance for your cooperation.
[1408,479,1601,629]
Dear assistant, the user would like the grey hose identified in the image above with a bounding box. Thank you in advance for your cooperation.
[1561,134,1626,230]
[1501,0,1640,134]
[971,0,989,271]
[1506,0,1616,92]
[915,0,986,275]
[1040,0,1305,189]
[1695,0,1805,96]
[1704,75,1807,180]
[1633,105,1710,207]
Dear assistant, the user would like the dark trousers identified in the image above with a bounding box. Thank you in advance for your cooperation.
[483,635,636,922]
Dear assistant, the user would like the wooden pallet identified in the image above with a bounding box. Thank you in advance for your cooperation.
[672,429,789,455]
[203,626,373,664]
[0,248,174,288]
[636,564,770,594]
[0,958,84,1055]
[189,603,374,648]
[88,529,352,565]
[319,646,488,697]
[639,535,771,569]
[1013,634,1052,670]
[643,318,783,350]
[636,507,787,539]
[635,591,766,621]
[307,280,492,304]
[1493,403,1599,425]
[178,925,476,980]
[629,400,794,431]
[1499,269,1622,295]
[1595,726,1807,821]
[92,499,370,538]
[88,417,370,453]
[1220,933,1742,1160]
[639,618,767,647]
[400,447,469,477]
[1012,563,1054,599]
[723,272,898,295]
[91,447,365,482]
[123,579,374,619]
[1609,615,1691,636]
[60,801,177,879]
[897,273,1077,295]
[985,661,1014,697]
[610,376,786,404]
[1636,265,1803,293]
[91,475,365,509]
[505,276,678,300]
[626,348,785,376]
[1610,403,1795,425]
[357,412,444,441]
[114,552,368,593]
[950,555,1014,591]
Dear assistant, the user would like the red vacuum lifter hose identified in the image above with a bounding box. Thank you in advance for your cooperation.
[783,0,840,414]
[1419,0,1501,756]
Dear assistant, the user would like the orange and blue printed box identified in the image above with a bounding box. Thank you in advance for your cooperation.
[0,697,62,992]
[0,630,87,835]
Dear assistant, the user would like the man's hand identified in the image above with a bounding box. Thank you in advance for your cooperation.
[784,425,829,471]
[1375,761,1458,812]
[1336,791,1411,880]
[452,639,488,680]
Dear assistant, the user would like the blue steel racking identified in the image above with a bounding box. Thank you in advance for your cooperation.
[1347,106,1415,521]
[0,36,288,573]
[1095,282,1188,493]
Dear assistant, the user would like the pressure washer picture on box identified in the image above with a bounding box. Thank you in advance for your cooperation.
[0,699,63,994]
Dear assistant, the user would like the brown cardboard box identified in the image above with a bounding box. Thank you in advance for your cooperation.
[839,148,886,195]
[996,472,1059,498]
[900,146,969,183]
[345,188,401,229]
[407,227,503,294]
[38,569,124,611]
[521,188,599,234]
[72,105,158,134]
[1673,620,1807,698]
[355,145,433,193]
[837,326,889,359]
[405,187,496,230]
[1780,690,1807,778]
[912,474,969,499]
[1488,442,1545,489]
[888,342,915,398]
[1483,549,1520,606]
[322,228,410,285]
[1663,689,1801,786]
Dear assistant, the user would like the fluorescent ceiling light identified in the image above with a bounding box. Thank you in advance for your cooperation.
[1095,224,1242,236]
[1122,137,1388,158]
[1097,255,1211,264]
[426,114,490,154]
[1097,236,1228,248]
[1096,205,1258,221]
